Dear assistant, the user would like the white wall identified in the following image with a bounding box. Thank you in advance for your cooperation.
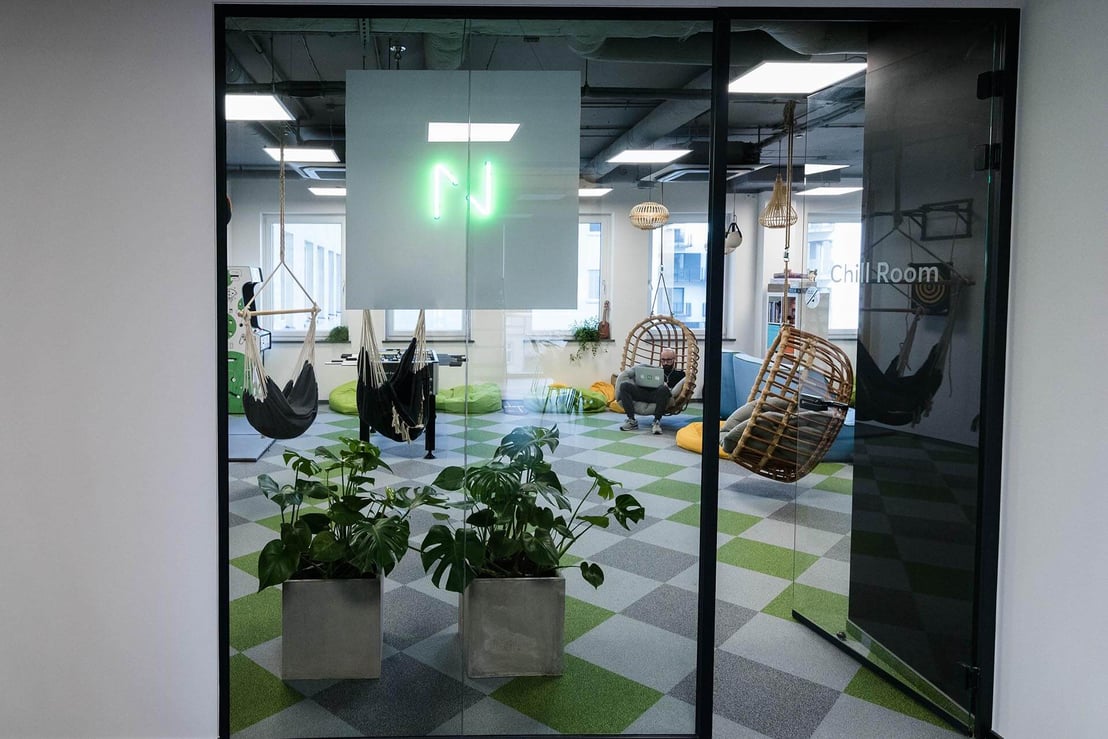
[0,1,217,737]
[7,1,1107,738]
[994,0,1108,736]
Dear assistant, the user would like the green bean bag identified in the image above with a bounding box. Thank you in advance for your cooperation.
[435,383,503,414]
[328,380,359,415]
[525,384,609,414]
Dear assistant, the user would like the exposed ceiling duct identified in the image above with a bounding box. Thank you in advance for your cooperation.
[224,18,868,186]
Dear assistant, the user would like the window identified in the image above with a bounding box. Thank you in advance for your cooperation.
[529,216,610,334]
[385,309,468,340]
[649,220,710,331]
[806,219,862,335]
[260,214,344,336]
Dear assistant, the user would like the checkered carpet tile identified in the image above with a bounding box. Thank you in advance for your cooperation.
[227,405,962,738]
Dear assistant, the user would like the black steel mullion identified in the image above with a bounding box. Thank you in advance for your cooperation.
[972,9,1020,738]
[215,6,231,739]
[693,12,731,739]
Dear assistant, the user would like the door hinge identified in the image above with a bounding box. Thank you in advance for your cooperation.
[977,70,1005,99]
[974,143,1003,172]
[959,662,981,691]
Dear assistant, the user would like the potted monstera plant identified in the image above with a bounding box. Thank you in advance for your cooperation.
[419,425,645,677]
[256,436,444,679]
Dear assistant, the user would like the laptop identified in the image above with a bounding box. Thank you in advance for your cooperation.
[635,365,665,389]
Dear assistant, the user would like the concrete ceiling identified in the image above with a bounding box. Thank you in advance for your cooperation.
[224,16,867,192]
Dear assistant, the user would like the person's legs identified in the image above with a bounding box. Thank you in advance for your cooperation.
[618,382,655,430]
[617,381,638,421]
[651,385,673,422]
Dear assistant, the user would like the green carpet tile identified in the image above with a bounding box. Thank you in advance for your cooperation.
[564,596,615,644]
[764,583,849,636]
[638,478,701,502]
[717,537,819,580]
[491,655,663,735]
[447,427,501,443]
[614,458,685,477]
[814,475,854,495]
[668,503,760,536]
[845,667,952,729]
[230,654,303,734]
[229,588,283,652]
[594,440,659,458]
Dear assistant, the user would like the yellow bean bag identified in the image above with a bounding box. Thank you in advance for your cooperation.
[675,420,728,459]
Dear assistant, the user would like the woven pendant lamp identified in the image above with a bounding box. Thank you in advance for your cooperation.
[758,174,798,228]
[629,201,670,230]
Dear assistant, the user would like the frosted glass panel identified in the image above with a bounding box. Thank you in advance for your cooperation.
[346,70,580,310]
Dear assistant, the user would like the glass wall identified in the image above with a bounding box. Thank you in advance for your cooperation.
[224,12,712,737]
[221,8,1013,739]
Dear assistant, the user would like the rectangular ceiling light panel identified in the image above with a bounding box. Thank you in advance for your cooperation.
[729,62,867,95]
[798,186,863,196]
[427,122,520,142]
[607,149,692,164]
[225,94,294,121]
[578,187,612,197]
[308,187,347,197]
[263,147,340,163]
[804,164,849,175]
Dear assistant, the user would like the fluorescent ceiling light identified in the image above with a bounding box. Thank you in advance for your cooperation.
[798,186,862,196]
[225,94,293,121]
[607,149,691,164]
[578,187,612,198]
[263,147,340,163]
[729,62,867,95]
[308,187,347,197]
[427,122,520,142]
[804,163,849,175]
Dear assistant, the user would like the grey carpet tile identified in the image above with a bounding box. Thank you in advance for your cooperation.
[694,650,841,739]
[769,502,853,536]
[622,584,758,646]
[385,549,434,586]
[229,478,263,502]
[589,537,699,581]
[228,511,250,527]
[311,652,485,736]
[383,587,460,651]
[822,534,853,563]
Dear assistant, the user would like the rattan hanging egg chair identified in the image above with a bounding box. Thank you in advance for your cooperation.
[615,314,700,415]
[724,101,854,482]
[726,327,853,482]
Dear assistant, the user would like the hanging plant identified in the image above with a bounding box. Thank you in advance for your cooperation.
[568,317,604,363]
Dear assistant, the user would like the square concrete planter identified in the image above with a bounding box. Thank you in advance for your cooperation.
[461,575,565,678]
[281,576,382,680]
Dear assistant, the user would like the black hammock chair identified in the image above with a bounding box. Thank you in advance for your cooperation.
[356,309,431,443]
[855,340,944,427]
[239,138,320,439]
[241,309,319,439]
[855,279,961,427]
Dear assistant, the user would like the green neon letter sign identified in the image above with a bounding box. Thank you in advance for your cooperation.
[430,161,495,220]
[467,161,494,217]
[431,163,459,220]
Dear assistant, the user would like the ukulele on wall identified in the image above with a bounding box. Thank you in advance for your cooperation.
[598,300,611,340]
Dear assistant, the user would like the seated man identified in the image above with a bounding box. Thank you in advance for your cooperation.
[617,347,686,435]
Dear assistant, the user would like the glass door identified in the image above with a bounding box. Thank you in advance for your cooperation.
[791,18,1007,731]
